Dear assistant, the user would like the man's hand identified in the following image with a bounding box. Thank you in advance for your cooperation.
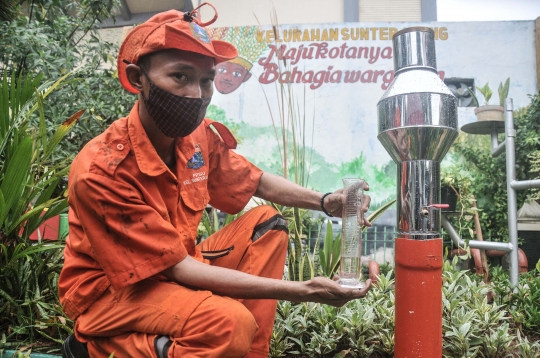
[164,256,371,306]
[323,181,372,226]
[295,277,372,307]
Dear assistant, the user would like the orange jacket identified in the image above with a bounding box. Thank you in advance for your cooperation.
[59,102,262,319]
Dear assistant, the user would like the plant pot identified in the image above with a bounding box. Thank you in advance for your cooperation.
[474,105,504,121]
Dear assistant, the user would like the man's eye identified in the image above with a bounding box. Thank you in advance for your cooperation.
[217,68,227,74]
[172,73,188,81]
[233,71,242,77]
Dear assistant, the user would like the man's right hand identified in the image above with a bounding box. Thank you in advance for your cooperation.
[297,277,372,307]
[163,256,371,307]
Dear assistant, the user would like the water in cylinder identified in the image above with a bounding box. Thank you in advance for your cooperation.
[338,178,366,289]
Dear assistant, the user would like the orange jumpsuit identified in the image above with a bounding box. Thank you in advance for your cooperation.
[59,102,288,357]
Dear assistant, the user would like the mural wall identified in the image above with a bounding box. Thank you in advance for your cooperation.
[205,21,538,208]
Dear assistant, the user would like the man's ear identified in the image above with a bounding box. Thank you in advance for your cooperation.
[125,64,144,92]
[242,71,252,83]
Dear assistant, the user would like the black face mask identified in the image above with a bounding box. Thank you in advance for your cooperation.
[141,70,211,138]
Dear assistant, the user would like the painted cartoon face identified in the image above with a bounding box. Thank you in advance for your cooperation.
[214,61,252,94]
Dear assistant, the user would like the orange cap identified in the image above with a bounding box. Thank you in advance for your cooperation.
[117,3,238,94]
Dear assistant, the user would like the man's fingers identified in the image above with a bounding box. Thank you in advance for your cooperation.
[362,195,371,212]
[355,279,372,297]
[357,194,371,226]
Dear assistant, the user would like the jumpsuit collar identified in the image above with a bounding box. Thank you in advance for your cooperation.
[127,101,197,177]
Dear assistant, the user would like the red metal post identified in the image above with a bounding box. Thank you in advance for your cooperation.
[394,237,443,357]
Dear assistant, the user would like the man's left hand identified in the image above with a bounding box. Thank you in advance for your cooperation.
[323,181,371,226]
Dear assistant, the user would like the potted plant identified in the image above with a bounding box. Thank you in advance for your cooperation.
[468,78,510,121]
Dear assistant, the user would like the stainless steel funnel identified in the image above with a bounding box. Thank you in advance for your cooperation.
[377,27,458,239]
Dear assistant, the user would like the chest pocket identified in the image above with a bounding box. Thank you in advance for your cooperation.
[180,182,209,212]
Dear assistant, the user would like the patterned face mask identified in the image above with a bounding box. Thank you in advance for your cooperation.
[141,69,211,138]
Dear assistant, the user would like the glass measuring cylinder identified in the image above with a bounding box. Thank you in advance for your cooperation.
[338,178,366,289]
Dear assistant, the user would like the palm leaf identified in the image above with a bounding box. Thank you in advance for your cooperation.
[299,251,314,281]
[362,200,397,233]
[0,136,32,224]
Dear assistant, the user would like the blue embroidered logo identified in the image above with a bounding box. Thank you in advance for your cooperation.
[190,23,210,44]
[187,145,205,169]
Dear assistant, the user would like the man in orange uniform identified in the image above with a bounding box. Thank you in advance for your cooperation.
[59,4,372,358]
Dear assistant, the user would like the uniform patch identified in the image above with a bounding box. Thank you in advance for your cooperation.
[190,23,210,44]
[187,144,205,169]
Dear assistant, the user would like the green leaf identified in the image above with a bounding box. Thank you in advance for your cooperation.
[363,199,396,232]
[299,251,314,281]
[324,220,334,273]
[0,191,5,224]
[0,136,32,224]
[459,322,471,336]
[44,109,84,159]
[36,88,47,155]
[331,233,341,276]
[476,83,493,105]
[466,87,480,107]
[498,78,510,106]
[11,244,64,261]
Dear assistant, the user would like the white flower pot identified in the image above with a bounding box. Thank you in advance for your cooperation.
[474,105,504,121]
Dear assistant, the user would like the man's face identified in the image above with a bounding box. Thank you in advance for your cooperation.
[214,61,252,94]
[140,49,216,100]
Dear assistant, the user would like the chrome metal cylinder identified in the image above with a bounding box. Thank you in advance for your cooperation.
[397,160,440,239]
[377,27,458,239]
[393,27,437,74]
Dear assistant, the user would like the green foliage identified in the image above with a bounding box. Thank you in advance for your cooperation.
[441,167,477,240]
[442,261,510,357]
[271,271,396,358]
[475,83,493,106]
[0,71,77,351]
[0,72,76,240]
[316,220,342,278]
[490,267,540,335]
[498,78,510,107]
[286,199,397,281]
[444,93,540,241]
[474,78,510,106]
[271,259,540,357]
[516,330,540,358]
[197,208,243,240]
[0,0,19,21]
[0,0,136,159]
[527,151,540,201]
[287,207,310,282]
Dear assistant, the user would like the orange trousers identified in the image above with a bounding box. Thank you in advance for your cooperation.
[75,205,288,358]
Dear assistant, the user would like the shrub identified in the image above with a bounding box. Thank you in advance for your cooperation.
[0,0,136,160]
[491,266,540,336]
[445,93,540,241]
[0,72,78,353]
[270,258,540,357]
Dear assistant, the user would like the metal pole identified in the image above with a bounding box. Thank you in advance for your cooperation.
[511,179,540,190]
[504,98,519,286]
[490,129,499,149]
[492,141,506,157]
[441,215,513,251]
[490,125,506,157]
